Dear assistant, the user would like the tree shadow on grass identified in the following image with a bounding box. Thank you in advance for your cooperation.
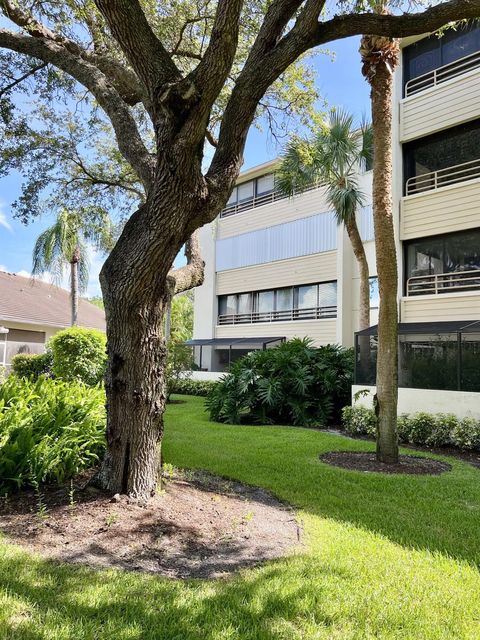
[0,549,350,639]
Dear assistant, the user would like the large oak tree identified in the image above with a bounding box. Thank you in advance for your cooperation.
[1,0,479,498]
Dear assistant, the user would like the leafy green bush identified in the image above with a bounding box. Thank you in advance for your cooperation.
[11,352,53,380]
[342,405,377,437]
[166,342,194,401]
[49,327,107,386]
[342,406,480,451]
[207,339,353,427]
[170,377,217,397]
[451,417,480,450]
[0,376,106,493]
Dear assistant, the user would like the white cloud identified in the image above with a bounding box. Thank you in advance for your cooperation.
[0,209,12,232]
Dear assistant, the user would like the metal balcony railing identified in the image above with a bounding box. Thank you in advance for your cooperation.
[406,269,480,296]
[220,182,321,218]
[218,305,337,325]
[405,158,480,196]
[405,50,480,97]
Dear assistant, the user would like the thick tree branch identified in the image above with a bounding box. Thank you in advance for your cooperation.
[94,0,181,95]
[311,0,480,46]
[0,0,147,107]
[0,28,155,190]
[167,231,204,295]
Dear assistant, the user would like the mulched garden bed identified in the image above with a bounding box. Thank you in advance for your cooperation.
[320,451,452,475]
[0,469,302,579]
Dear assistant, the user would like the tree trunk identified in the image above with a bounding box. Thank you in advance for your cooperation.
[70,258,79,326]
[365,38,400,464]
[92,179,208,499]
[346,218,370,331]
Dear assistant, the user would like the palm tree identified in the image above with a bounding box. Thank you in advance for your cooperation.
[32,210,113,326]
[277,110,373,331]
[360,11,401,464]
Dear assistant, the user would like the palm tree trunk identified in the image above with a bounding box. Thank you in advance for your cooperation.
[362,34,400,464]
[70,258,79,326]
[345,218,370,331]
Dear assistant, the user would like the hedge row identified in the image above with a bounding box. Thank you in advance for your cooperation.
[169,378,218,397]
[342,405,480,451]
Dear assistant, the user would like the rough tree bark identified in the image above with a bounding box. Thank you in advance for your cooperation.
[361,33,400,464]
[1,0,478,496]
[346,218,370,331]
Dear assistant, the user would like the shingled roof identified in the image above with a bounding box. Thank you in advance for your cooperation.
[0,271,105,331]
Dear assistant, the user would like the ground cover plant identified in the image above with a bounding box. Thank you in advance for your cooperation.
[0,376,105,493]
[1,395,480,639]
[207,339,353,427]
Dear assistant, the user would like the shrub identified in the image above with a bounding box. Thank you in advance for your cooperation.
[206,339,354,427]
[49,327,107,386]
[342,405,377,437]
[0,376,106,493]
[342,406,480,451]
[451,417,480,450]
[11,352,53,380]
[170,377,217,397]
[166,342,193,401]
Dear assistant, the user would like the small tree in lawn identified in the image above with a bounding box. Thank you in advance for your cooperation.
[2,0,478,498]
[277,109,373,331]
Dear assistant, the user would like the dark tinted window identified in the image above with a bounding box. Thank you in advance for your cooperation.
[404,120,480,190]
[403,21,480,90]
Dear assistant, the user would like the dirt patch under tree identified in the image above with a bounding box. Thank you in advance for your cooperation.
[0,469,302,579]
[320,451,451,475]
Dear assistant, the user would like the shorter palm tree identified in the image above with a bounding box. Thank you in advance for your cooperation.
[32,209,113,325]
[277,110,373,331]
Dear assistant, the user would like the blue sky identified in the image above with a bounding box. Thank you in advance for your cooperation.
[0,36,370,297]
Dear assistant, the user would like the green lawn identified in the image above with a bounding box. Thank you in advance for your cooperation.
[1,395,480,639]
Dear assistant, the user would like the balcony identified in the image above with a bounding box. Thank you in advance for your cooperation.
[218,305,337,325]
[406,270,480,296]
[400,58,480,142]
[400,163,480,240]
[220,182,321,218]
[405,50,480,97]
[405,158,480,196]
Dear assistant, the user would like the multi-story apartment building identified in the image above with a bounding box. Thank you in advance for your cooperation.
[191,24,480,417]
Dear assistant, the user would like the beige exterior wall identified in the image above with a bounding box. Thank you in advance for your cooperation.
[400,68,480,142]
[217,187,331,239]
[400,180,480,240]
[216,251,337,295]
[401,292,480,322]
[215,319,337,346]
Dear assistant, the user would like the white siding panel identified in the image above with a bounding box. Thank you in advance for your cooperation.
[216,211,337,272]
[216,252,337,295]
[400,68,480,142]
[217,185,331,239]
[215,319,338,346]
[358,205,374,242]
[401,180,480,240]
[401,293,480,322]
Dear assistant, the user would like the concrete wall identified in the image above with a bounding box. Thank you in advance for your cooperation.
[352,385,480,420]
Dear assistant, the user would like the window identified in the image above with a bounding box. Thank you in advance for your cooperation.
[403,21,480,92]
[318,282,337,308]
[218,282,337,324]
[256,174,275,195]
[403,119,480,193]
[405,229,480,295]
[297,285,317,309]
[369,277,379,308]
[4,328,45,366]
[275,287,293,312]
[237,180,254,203]
[256,290,274,314]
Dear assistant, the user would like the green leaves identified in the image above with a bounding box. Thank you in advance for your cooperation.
[48,327,107,386]
[206,339,354,428]
[0,376,106,493]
